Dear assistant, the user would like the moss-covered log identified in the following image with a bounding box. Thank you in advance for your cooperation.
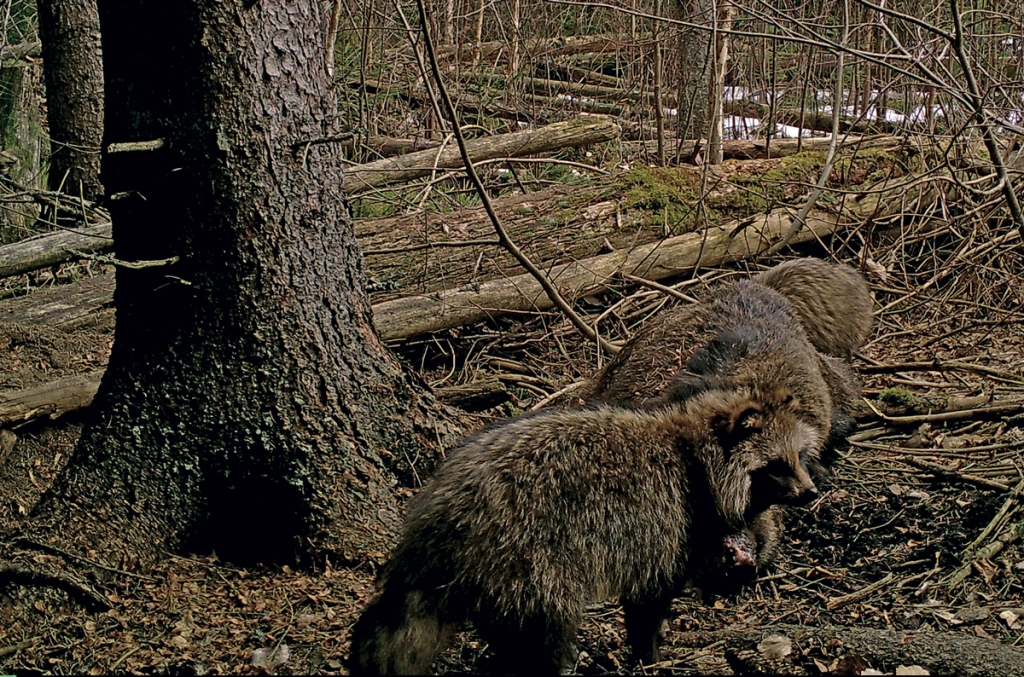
[358,141,917,301]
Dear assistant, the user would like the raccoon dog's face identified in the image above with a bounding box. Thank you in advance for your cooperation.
[670,376,825,530]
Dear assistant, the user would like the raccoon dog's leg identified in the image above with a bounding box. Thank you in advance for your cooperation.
[622,591,674,665]
[817,354,860,473]
[750,506,783,569]
[480,611,580,675]
[348,585,455,676]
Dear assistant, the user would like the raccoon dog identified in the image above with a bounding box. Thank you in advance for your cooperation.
[754,257,873,359]
[349,332,831,674]
[577,275,867,577]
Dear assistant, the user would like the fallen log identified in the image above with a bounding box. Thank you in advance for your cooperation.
[341,135,441,159]
[0,120,617,278]
[341,117,620,194]
[406,33,636,63]
[372,203,844,340]
[724,100,893,134]
[356,144,913,300]
[527,93,627,117]
[0,224,112,279]
[0,273,114,328]
[0,371,103,425]
[624,134,901,161]
[353,78,540,123]
[675,623,1024,677]
[521,76,655,105]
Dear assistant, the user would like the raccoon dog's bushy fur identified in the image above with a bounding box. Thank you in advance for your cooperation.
[754,257,873,358]
[576,268,870,574]
[349,332,830,674]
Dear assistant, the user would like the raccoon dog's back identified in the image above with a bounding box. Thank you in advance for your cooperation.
[581,279,811,407]
[394,408,692,607]
[754,257,873,358]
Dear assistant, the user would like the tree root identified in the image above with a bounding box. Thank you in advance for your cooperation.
[0,541,113,612]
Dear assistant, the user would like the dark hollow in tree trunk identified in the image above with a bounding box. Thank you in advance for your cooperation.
[13,0,462,573]
[36,0,104,202]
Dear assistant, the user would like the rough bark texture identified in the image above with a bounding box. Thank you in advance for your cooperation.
[671,0,714,143]
[0,63,46,240]
[36,0,104,201]
[14,0,462,572]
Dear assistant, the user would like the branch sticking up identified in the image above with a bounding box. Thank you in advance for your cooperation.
[412,0,621,355]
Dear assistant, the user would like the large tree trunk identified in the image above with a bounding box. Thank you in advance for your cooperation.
[36,0,104,201]
[8,0,460,574]
[671,0,714,144]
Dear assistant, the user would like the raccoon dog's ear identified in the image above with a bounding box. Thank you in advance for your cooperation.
[664,372,720,403]
[709,395,765,447]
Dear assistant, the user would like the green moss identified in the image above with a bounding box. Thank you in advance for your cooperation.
[616,166,705,234]
[878,387,916,407]
[714,151,827,212]
[834,145,922,184]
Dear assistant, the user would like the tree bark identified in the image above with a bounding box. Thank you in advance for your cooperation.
[0,62,47,240]
[706,1,736,165]
[8,0,463,574]
[35,0,104,201]
[671,0,714,144]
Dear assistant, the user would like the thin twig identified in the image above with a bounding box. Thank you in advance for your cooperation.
[413,0,620,355]
[621,273,698,303]
[903,457,1019,493]
[826,572,897,610]
[766,0,847,255]
[948,0,1023,231]
[0,637,36,658]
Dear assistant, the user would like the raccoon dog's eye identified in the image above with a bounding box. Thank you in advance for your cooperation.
[762,459,791,480]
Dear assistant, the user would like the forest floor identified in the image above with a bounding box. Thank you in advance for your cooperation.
[2,253,1024,675]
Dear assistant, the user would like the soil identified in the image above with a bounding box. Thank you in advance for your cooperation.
[0,322,111,391]
[2,255,1024,675]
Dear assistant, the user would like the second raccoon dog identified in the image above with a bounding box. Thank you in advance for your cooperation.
[349,339,832,675]
[575,279,858,577]
[753,257,874,358]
